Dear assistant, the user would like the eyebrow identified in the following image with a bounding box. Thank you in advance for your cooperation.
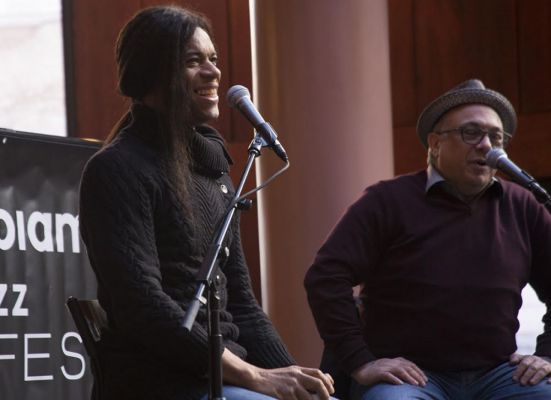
[460,122,503,131]
[184,49,217,57]
[184,50,202,57]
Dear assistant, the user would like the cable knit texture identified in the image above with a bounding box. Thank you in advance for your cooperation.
[79,104,294,400]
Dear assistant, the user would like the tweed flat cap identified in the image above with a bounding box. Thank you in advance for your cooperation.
[416,79,517,148]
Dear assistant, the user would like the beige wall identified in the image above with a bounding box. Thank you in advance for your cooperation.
[251,0,395,366]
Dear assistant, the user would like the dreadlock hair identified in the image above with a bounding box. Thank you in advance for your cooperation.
[107,5,214,211]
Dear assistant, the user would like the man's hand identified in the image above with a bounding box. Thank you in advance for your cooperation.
[510,353,551,385]
[250,366,335,400]
[222,349,334,399]
[351,357,428,387]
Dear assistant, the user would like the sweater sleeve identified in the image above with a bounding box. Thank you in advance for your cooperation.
[304,189,385,375]
[79,153,212,374]
[528,202,551,357]
[224,215,295,369]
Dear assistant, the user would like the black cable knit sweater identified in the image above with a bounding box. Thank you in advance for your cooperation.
[79,104,294,400]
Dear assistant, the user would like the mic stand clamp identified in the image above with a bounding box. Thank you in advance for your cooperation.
[182,136,263,400]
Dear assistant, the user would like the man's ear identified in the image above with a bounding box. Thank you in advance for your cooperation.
[427,132,440,158]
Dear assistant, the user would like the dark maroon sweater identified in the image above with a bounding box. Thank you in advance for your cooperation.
[305,170,551,374]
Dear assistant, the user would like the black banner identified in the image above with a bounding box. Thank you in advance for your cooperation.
[0,129,100,399]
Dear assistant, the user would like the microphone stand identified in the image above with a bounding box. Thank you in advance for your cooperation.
[182,135,264,400]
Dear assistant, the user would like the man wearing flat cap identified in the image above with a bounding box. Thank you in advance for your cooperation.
[305,79,551,399]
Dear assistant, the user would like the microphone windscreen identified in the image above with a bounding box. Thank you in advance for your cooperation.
[486,148,507,168]
[227,85,250,108]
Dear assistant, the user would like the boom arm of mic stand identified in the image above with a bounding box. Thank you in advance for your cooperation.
[183,138,262,331]
[181,137,262,400]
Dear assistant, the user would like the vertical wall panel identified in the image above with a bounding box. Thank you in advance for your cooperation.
[388,0,416,127]
[389,0,551,177]
[227,0,254,142]
[518,0,551,113]
[65,0,139,139]
[413,0,518,113]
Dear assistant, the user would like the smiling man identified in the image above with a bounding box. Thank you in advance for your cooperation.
[79,6,335,400]
[305,80,551,400]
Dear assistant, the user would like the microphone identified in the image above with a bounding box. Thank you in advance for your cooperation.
[486,148,551,204]
[227,85,288,162]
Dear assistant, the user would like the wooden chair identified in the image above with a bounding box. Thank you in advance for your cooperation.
[66,296,107,400]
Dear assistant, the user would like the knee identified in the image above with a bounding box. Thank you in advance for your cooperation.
[352,382,417,400]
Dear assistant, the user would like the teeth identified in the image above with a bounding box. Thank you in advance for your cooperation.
[196,88,217,96]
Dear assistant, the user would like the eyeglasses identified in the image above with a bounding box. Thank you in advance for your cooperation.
[435,125,512,148]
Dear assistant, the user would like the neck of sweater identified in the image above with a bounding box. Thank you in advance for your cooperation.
[127,103,232,177]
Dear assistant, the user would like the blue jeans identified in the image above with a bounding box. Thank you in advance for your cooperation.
[200,385,340,399]
[200,386,276,399]
[350,362,551,400]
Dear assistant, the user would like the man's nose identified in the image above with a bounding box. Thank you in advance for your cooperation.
[477,133,493,150]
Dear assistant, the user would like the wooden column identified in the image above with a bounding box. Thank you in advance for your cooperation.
[252,0,394,366]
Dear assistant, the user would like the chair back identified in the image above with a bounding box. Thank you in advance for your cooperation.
[66,296,107,400]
